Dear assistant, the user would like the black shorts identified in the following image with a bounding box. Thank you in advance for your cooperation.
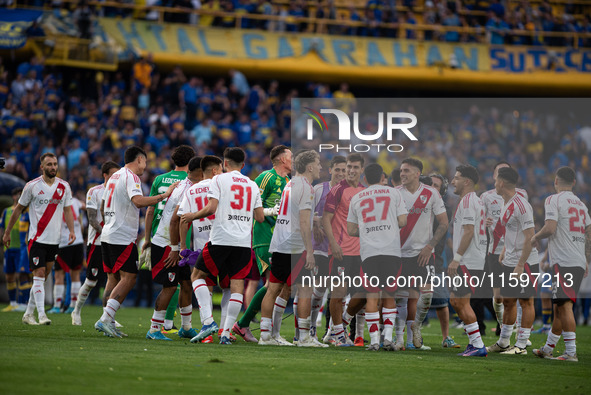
[485,253,503,289]
[311,254,330,279]
[28,241,59,271]
[55,244,84,272]
[270,251,308,286]
[450,267,484,298]
[151,244,191,287]
[552,265,585,305]
[195,242,252,283]
[101,242,139,275]
[499,263,539,299]
[86,243,103,281]
[360,255,402,293]
[399,254,435,289]
[330,255,362,278]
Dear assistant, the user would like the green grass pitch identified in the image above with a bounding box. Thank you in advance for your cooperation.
[0,305,589,394]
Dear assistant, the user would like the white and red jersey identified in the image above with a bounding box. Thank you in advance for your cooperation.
[152,178,192,248]
[481,188,528,255]
[178,178,215,251]
[86,184,105,246]
[208,171,262,248]
[545,191,590,269]
[452,192,486,270]
[59,197,84,248]
[270,176,315,255]
[101,167,143,245]
[396,183,446,258]
[347,185,407,261]
[18,176,73,246]
[499,192,539,267]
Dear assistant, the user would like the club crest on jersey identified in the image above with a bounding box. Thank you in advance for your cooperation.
[57,188,63,197]
[92,268,98,277]
[420,195,427,204]
[338,266,345,276]
[33,257,39,265]
[312,266,318,276]
[168,272,176,282]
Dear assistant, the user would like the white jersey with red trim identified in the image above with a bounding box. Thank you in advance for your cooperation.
[208,171,262,248]
[178,178,214,251]
[396,183,446,258]
[18,176,73,246]
[59,197,84,248]
[153,178,193,248]
[452,192,486,270]
[347,185,407,261]
[481,188,528,254]
[86,184,105,246]
[101,167,143,245]
[499,193,539,267]
[545,191,590,269]
[270,176,315,254]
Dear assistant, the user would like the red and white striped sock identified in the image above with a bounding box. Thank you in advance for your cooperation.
[260,317,272,341]
[53,284,64,309]
[192,279,213,325]
[298,316,311,341]
[332,323,345,339]
[515,327,531,349]
[32,277,45,317]
[342,311,353,328]
[70,281,81,306]
[74,279,96,314]
[365,311,381,345]
[150,310,166,333]
[180,305,192,330]
[382,307,397,342]
[465,321,484,348]
[542,331,560,354]
[222,293,243,336]
[272,297,287,338]
[563,331,576,356]
[100,299,120,323]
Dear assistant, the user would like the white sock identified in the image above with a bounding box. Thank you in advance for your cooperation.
[298,316,311,341]
[493,299,504,324]
[25,291,36,315]
[355,309,365,339]
[260,317,272,341]
[220,288,231,328]
[332,323,345,339]
[272,297,287,338]
[33,277,46,317]
[515,327,531,349]
[53,284,65,309]
[395,297,407,342]
[163,319,174,331]
[382,307,396,342]
[192,279,213,325]
[406,320,414,344]
[563,331,576,356]
[542,331,560,354]
[465,322,484,348]
[499,324,514,348]
[150,310,166,332]
[70,281,81,307]
[223,293,243,336]
[415,290,433,324]
[516,302,522,329]
[342,310,354,328]
[180,305,192,330]
[74,279,97,314]
[100,299,120,323]
[310,288,324,333]
[365,311,380,345]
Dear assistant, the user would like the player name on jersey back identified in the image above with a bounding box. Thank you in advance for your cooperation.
[347,185,407,261]
[208,171,262,248]
[545,191,590,268]
[178,178,215,251]
[101,168,143,245]
[18,176,73,246]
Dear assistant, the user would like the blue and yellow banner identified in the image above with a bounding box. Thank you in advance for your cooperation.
[0,9,43,49]
[490,46,591,73]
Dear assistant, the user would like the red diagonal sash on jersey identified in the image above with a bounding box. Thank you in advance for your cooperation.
[491,203,514,252]
[28,182,66,250]
[400,188,433,247]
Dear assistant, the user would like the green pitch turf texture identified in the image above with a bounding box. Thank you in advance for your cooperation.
[0,305,588,394]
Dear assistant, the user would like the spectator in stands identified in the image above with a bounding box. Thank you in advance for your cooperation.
[442,8,461,42]
[486,10,509,44]
[229,69,250,97]
[180,76,201,130]
[72,0,94,39]
[132,56,153,93]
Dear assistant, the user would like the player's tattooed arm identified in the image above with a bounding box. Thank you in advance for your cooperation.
[429,212,449,248]
[87,208,102,234]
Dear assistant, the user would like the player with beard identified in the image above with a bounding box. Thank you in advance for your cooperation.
[3,153,76,326]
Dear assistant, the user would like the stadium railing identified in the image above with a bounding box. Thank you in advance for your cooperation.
[10,0,591,50]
